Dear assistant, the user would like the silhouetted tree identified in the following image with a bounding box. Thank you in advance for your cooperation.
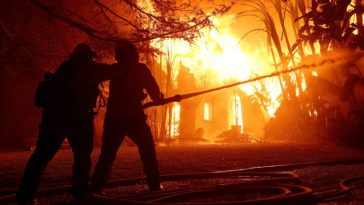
[296,0,364,53]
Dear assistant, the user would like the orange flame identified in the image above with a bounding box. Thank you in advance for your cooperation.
[152,15,283,118]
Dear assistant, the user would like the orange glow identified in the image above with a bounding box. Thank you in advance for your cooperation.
[228,94,243,130]
[349,0,363,35]
[144,1,318,139]
[152,15,283,117]
[203,103,212,121]
[170,103,181,137]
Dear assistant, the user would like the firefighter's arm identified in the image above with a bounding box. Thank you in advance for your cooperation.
[95,63,121,81]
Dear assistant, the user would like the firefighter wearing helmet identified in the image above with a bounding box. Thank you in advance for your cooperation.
[92,40,164,194]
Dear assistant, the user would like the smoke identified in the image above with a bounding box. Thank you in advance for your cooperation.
[302,49,364,86]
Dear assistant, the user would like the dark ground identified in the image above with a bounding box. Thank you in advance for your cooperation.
[1,142,364,204]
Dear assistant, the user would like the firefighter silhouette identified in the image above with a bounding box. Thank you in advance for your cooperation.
[17,43,117,204]
[92,40,164,195]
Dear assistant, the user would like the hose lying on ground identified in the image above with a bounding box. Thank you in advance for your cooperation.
[1,159,364,204]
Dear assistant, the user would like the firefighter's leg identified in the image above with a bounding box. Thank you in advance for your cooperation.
[91,121,124,194]
[17,123,65,204]
[67,117,94,200]
[128,119,161,191]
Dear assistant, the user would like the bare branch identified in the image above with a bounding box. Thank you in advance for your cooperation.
[133,16,212,42]
[94,0,143,31]
[28,0,232,43]
[29,0,117,42]
[0,18,46,71]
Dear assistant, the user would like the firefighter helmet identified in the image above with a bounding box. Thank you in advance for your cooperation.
[115,40,139,62]
[70,43,96,59]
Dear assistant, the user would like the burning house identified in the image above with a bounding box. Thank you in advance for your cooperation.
[159,63,268,144]
[146,17,284,144]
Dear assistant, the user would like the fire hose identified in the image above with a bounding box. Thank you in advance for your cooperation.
[142,58,340,109]
[1,159,364,204]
